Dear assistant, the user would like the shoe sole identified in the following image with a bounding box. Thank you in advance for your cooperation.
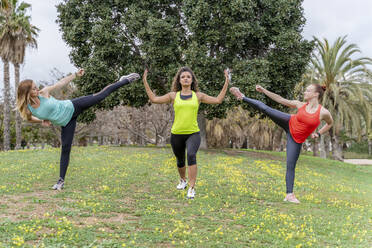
[283,199,299,204]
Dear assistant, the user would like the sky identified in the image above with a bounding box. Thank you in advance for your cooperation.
[2,0,372,89]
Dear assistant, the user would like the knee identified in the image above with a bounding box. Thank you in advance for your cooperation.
[256,100,268,111]
[176,156,185,168]
[177,162,186,168]
[61,143,72,153]
[187,153,197,165]
[286,162,296,172]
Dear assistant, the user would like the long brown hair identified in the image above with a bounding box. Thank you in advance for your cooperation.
[171,67,199,92]
[16,79,37,121]
[312,84,326,100]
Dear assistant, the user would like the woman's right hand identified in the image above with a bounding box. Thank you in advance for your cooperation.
[41,120,51,127]
[256,85,265,93]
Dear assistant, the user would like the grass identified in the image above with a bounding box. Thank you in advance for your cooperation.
[0,146,371,247]
[343,151,372,159]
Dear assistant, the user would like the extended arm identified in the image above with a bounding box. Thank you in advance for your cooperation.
[198,69,230,104]
[40,69,84,97]
[143,69,173,104]
[257,85,303,109]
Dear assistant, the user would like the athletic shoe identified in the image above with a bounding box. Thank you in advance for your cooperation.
[187,187,195,199]
[176,179,187,190]
[52,178,64,190]
[229,87,245,100]
[120,73,140,82]
[283,193,300,204]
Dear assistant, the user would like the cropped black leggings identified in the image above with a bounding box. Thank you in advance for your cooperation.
[59,78,130,180]
[170,132,201,168]
[243,97,302,193]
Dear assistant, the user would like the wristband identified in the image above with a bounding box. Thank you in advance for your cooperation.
[317,132,321,137]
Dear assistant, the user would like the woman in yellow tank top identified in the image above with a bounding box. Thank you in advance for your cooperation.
[143,67,229,199]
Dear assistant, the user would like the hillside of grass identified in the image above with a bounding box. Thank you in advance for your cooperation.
[0,146,371,247]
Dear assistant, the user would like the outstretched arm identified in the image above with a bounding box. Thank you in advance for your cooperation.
[143,69,174,104]
[40,69,84,97]
[257,85,303,109]
[198,69,230,104]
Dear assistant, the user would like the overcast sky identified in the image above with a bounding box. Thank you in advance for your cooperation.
[2,0,372,89]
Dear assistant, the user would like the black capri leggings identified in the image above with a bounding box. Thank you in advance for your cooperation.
[59,78,130,180]
[243,97,302,194]
[170,132,201,168]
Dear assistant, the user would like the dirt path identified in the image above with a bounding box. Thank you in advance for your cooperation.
[344,159,372,165]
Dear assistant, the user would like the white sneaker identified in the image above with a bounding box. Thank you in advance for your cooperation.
[119,73,140,82]
[176,179,187,190]
[187,187,195,199]
[52,178,64,190]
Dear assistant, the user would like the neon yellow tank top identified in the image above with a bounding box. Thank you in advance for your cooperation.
[171,91,200,134]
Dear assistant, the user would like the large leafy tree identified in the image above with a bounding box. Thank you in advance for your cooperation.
[56,0,312,146]
[0,0,38,150]
[303,36,372,160]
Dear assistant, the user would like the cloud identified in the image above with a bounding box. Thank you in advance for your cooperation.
[18,0,76,85]
[2,0,371,91]
[302,0,372,58]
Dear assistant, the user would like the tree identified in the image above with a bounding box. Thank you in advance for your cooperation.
[11,2,38,149]
[0,0,38,150]
[56,0,312,146]
[0,0,9,12]
[304,36,372,160]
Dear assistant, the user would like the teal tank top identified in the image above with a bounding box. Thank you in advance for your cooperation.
[28,96,75,127]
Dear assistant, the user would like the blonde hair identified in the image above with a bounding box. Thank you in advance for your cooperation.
[16,79,37,121]
[171,67,199,92]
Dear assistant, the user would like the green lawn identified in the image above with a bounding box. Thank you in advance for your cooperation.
[0,146,371,247]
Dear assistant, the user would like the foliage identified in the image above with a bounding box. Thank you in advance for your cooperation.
[56,0,313,122]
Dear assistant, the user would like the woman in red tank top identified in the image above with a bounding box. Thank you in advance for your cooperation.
[230,84,333,203]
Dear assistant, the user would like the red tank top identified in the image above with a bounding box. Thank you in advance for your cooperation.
[289,103,322,143]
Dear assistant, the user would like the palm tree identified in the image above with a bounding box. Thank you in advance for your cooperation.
[11,9,38,149]
[0,0,38,150]
[0,0,9,11]
[304,36,372,160]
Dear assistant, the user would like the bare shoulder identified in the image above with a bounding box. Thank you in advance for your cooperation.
[39,89,49,98]
[320,106,331,116]
[196,91,205,100]
[168,92,177,100]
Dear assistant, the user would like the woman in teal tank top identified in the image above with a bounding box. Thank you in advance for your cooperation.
[16,69,140,190]
[143,67,230,199]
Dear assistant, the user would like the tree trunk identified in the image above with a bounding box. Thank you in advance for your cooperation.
[329,129,343,161]
[14,63,22,149]
[272,129,284,151]
[319,135,326,158]
[2,60,11,151]
[197,112,207,149]
[369,138,371,156]
[312,140,319,157]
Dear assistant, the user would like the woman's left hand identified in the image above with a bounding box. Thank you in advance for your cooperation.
[76,69,85,77]
[311,132,320,139]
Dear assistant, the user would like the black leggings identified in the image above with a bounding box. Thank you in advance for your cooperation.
[59,78,130,180]
[170,132,201,168]
[243,97,302,193]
